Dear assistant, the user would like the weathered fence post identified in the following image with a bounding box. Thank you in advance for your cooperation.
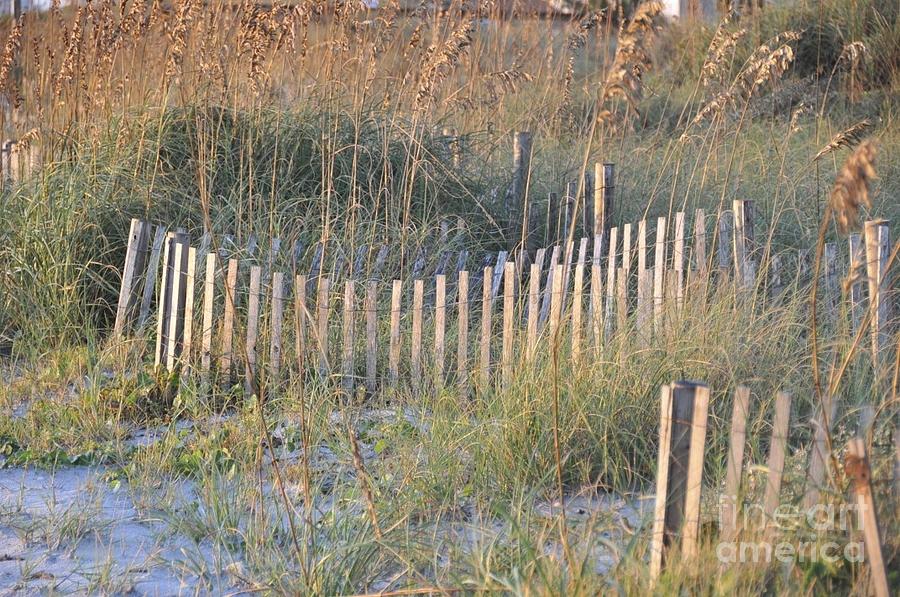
[845,438,890,597]
[501,262,515,386]
[717,211,732,274]
[317,276,331,381]
[526,263,540,362]
[650,381,711,579]
[732,200,755,290]
[411,279,424,395]
[342,280,356,395]
[138,226,167,329]
[508,131,533,247]
[434,274,446,385]
[593,163,615,258]
[270,272,284,383]
[244,265,262,393]
[220,258,238,385]
[653,218,666,333]
[457,271,470,399]
[200,252,216,380]
[294,274,308,373]
[389,279,402,389]
[114,219,151,339]
[365,280,378,393]
[605,227,618,339]
[480,266,493,388]
[848,233,865,335]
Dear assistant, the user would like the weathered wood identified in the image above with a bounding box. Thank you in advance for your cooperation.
[653,218,666,333]
[270,272,284,382]
[721,386,751,543]
[507,131,533,245]
[848,233,865,335]
[342,280,356,394]
[539,245,560,328]
[682,383,710,560]
[694,209,706,277]
[717,210,733,273]
[316,277,331,381]
[165,238,186,372]
[294,274,308,371]
[604,227,618,339]
[434,274,447,384]
[590,264,603,352]
[114,219,151,338]
[549,263,564,340]
[650,384,674,580]
[674,212,685,309]
[593,163,615,254]
[563,182,576,243]
[480,266,493,388]
[845,439,890,597]
[220,258,239,383]
[732,200,755,289]
[200,252,216,377]
[154,233,174,367]
[365,281,378,392]
[389,279,402,388]
[412,279,424,394]
[621,223,632,294]
[864,220,890,370]
[138,225,167,328]
[803,393,836,511]
[763,391,792,524]
[457,271,470,398]
[571,262,584,363]
[181,247,197,369]
[245,265,262,393]
[526,263,540,362]
[502,262,515,386]
[491,251,508,302]
[616,267,627,334]
[636,269,652,347]
[637,219,647,276]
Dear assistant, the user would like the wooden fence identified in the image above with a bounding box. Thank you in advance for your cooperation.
[112,198,893,395]
[649,380,892,596]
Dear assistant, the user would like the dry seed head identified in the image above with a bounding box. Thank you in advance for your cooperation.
[830,140,876,235]
[814,119,871,161]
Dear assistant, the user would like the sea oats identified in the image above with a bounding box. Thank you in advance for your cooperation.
[830,139,876,234]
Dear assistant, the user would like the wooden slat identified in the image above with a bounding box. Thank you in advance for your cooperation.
[674,212,685,309]
[480,266,493,388]
[138,225,167,328]
[220,258,238,384]
[490,252,508,302]
[526,263,540,362]
[637,219,647,276]
[571,262,584,363]
[803,393,836,511]
[316,276,331,381]
[636,269,652,347]
[694,209,706,276]
[621,223,632,293]
[457,271,469,398]
[721,386,751,542]
[864,220,890,369]
[559,239,575,309]
[538,245,560,328]
[590,264,603,352]
[845,439,890,597]
[114,219,150,338]
[434,274,447,384]
[294,274,308,371]
[365,281,378,393]
[653,218,666,333]
[411,279,424,394]
[616,267,627,334]
[166,239,185,372]
[245,265,262,393]
[181,247,197,369]
[650,384,674,580]
[154,233,173,367]
[848,233,865,335]
[200,252,216,377]
[763,391,792,524]
[270,272,284,381]
[718,210,733,273]
[682,383,710,559]
[501,263,515,386]
[342,280,355,394]
[389,279,402,388]
[604,227,618,339]
[549,263,563,340]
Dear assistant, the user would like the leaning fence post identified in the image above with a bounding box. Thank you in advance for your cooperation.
[166,234,190,372]
[863,220,890,372]
[721,386,751,543]
[650,380,711,579]
[138,225,167,329]
[845,438,890,597]
[114,219,151,339]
